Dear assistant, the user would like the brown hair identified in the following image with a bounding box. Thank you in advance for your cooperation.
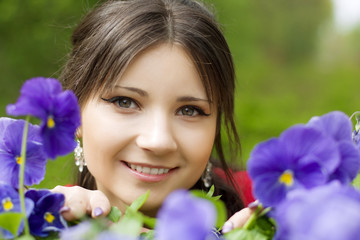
[60,0,244,216]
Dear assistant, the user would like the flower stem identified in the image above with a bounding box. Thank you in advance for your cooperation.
[243,207,259,230]
[350,111,360,121]
[19,116,31,236]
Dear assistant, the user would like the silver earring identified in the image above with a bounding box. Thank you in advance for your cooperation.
[201,162,212,188]
[74,139,86,172]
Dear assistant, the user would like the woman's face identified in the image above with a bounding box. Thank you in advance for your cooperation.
[80,44,217,216]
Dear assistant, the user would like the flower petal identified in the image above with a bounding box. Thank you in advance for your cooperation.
[0,120,46,188]
[329,141,360,184]
[273,182,360,240]
[281,125,340,174]
[248,125,341,207]
[0,118,16,137]
[26,190,66,237]
[6,77,62,119]
[156,190,216,240]
[307,111,353,142]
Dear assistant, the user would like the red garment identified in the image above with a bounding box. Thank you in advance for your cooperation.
[214,168,255,206]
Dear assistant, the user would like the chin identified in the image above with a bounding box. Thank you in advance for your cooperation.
[139,201,162,217]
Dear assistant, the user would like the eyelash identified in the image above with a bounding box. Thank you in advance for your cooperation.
[177,105,210,117]
[101,96,210,117]
[101,96,139,109]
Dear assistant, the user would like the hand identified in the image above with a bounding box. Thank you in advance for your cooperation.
[221,207,253,233]
[51,185,111,221]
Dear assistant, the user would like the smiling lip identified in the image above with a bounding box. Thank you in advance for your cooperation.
[122,161,177,182]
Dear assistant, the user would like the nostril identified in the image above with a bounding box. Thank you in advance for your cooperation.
[135,131,177,154]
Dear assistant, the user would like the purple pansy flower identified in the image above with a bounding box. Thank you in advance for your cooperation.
[25,189,67,237]
[0,118,46,188]
[155,189,216,240]
[0,184,34,239]
[307,111,360,184]
[60,221,92,240]
[95,231,139,240]
[6,77,81,159]
[247,125,340,207]
[60,221,139,240]
[272,182,360,240]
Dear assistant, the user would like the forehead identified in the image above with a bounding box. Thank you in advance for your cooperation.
[91,43,217,108]
[111,44,209,98]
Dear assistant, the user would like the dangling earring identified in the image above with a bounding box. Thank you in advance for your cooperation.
[74,139,86,172]
[201,162,212,188]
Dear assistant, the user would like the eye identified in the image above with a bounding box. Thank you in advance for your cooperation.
[101,96,139,109]
[177,106,210,117]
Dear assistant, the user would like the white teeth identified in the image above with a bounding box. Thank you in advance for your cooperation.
[150,168,159,174]
[142,167,150,174]
[129,164,170,175]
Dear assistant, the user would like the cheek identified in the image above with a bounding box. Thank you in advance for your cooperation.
[80,105,131,169]
[179,120,217,166]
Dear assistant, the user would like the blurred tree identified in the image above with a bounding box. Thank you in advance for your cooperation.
[253,0,333,64]
[0,0,98,115]
[0,0,98,187]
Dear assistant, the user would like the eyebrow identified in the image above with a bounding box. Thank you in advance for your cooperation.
[177,96,211,103]
[115,85,211,103]
[115,85,147,97]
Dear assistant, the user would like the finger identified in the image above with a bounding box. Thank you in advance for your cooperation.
[222,207,253,233]
[52,186,89,221]
[60,202,88,221]
[88,190,111,218]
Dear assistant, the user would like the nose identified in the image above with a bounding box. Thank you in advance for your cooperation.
[136,112,178,155]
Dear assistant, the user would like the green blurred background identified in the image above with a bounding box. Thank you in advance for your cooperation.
[0,0,359,188]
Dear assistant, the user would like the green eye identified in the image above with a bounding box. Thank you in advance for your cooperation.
[177,105,211,117]
[118,98,132,108]
[181,107,195,116]
[101,96,138,109]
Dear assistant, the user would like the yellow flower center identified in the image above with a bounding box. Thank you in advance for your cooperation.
[279,170,294,186]
[44,212,55,223]
[2,198,14,211]
[47,116,55,129]
[16,156,22,164]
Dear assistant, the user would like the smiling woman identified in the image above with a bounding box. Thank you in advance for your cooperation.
[53,0,253,234]
[80,44,218,216]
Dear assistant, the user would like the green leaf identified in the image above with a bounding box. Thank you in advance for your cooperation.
[206,185,215,197]
[140,230,155,240]
[224,228,268,240]
[16,234,35,240]
[191,189,221,202]
[190,189,227,228]
[0,212,22,236]
[113,209,144,237]
[258,206,271,217]
[142,215,156,229]
[107,206,122,223]
[108,190,152,236]
[241,205,275,239]
[212,199,227,228]
[128,190,150,212]
[252,215,276,239]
